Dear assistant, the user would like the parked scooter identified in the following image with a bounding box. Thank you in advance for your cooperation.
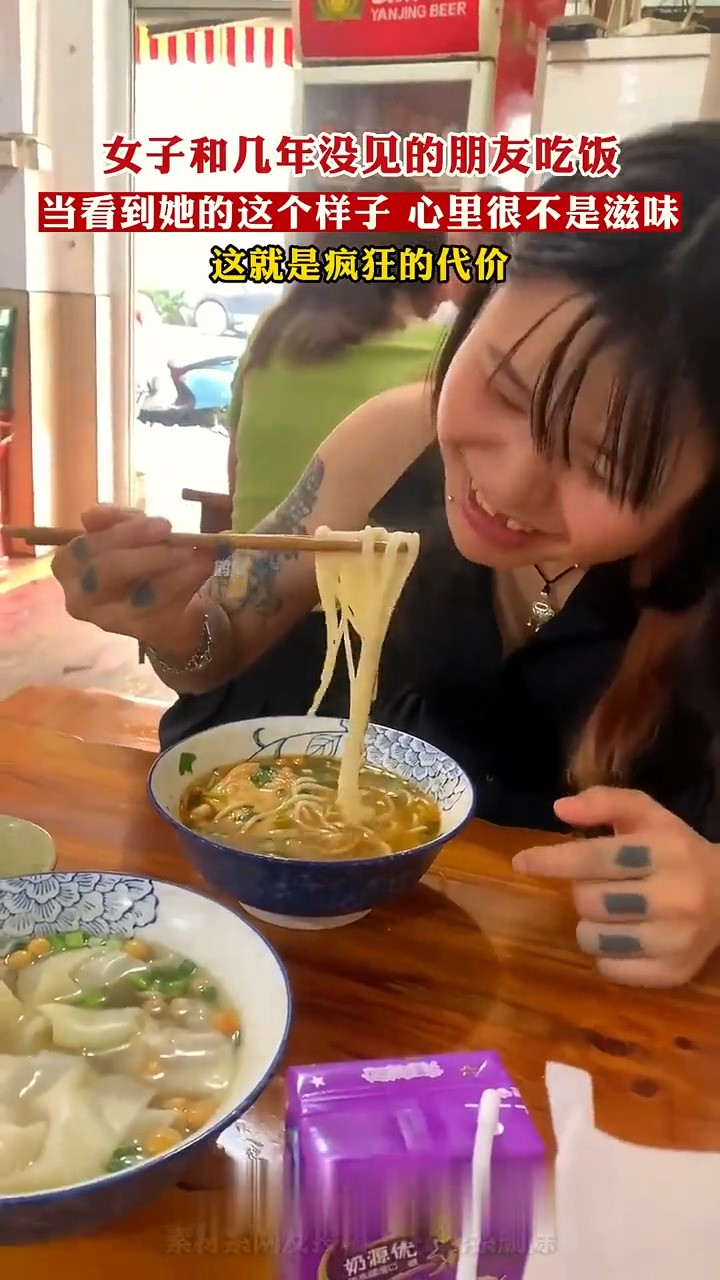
[137,353,237,431]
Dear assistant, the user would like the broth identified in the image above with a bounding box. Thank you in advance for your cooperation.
[0,931,240,1192]
[180,754,441,859]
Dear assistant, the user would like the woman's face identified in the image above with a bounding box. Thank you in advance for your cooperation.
[438,278,713,570]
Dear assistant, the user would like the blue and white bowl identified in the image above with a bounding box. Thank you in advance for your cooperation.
[0,872,291,1245]
[149,717,474,930]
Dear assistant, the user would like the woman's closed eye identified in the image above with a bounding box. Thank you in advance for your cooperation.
[583,448,614,488]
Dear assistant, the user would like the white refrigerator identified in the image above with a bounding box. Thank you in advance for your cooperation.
[292,59,499,193]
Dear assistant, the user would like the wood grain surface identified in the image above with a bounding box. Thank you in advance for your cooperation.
[1,689,719,1274]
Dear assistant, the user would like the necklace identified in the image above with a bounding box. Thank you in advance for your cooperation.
[527,563,578,632]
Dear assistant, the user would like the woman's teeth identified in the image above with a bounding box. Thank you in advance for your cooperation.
[471,487,534,534]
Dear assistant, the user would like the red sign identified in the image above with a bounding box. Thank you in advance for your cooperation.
[493,0,566,134]
[295,0,484,62]
[39,191,682,235]
[295,0,568,136]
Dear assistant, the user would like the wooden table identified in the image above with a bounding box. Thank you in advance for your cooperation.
[1,697,720,1276]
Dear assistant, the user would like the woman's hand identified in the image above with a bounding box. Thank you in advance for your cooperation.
[513,787,720,988]
[52,505,217,655]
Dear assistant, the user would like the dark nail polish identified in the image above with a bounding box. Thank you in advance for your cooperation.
[131,581,156,608]
[603,892,648,916]
[598,933,643,956]
[80,567,98,593]
[615,844,651,870]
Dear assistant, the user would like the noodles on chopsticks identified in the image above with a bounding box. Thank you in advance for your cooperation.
[308,526,420,823]
[180,527,432,860]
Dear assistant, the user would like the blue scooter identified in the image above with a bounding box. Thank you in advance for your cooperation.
[137,353,237,431]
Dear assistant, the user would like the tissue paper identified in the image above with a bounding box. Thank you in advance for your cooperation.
[524,1062,720,1280]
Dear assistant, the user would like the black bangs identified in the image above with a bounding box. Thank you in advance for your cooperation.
[498,301,684,510]
[430,272,689,512]
[430,279,498,417]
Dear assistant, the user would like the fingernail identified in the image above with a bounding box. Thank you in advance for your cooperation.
[147,517,171,537]
[512,853,527,872]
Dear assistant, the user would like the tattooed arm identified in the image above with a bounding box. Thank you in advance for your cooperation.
[147,379,435,694]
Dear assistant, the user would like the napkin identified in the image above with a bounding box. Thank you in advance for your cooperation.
[523,1062,720,1280]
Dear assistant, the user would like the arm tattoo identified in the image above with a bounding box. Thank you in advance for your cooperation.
[71,536,91,563]
[210,455,325,618]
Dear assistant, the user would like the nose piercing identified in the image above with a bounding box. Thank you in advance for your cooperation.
[446,493,455,503]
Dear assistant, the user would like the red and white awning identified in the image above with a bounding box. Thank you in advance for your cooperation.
[134,22,294,68]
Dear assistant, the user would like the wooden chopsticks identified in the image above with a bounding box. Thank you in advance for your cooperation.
[3,526,409,555]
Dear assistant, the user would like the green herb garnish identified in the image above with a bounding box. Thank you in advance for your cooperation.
[87,935,123,950]
[197,983,218,1003]
[178,752,197,777]
[47,929,88,953]
[251,764,276,788]
[63,929,89,949]
[130,960,197,999]
[69,986,107,1008]
[106,1144,143,1174]
[155,976,189,998]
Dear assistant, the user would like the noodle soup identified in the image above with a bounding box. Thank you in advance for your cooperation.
[150,717,474,928]
[0,929,241,1193]
[179,755,441,859]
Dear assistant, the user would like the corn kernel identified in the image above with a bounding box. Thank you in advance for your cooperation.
[123,938,153,961]
[27,937,52,958]
[5,949,32,970]
[144,1128,180,1157]
[184,1100,217,1131]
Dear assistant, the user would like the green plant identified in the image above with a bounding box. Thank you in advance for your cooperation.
[145,289,187,326]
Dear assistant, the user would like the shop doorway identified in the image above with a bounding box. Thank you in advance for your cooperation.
[131,4,293,529]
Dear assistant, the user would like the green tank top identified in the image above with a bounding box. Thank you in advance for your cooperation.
[231,323,443,532]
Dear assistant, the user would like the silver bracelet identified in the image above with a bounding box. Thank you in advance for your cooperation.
[144,615,214,675]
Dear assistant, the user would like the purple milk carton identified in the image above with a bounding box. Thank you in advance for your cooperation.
[282,1052,545,1280]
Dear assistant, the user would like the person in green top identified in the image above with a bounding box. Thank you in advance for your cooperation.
[228,178,448,532]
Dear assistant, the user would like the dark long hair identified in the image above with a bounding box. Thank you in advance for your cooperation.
[432,121,720,789]
[245,178,444,370]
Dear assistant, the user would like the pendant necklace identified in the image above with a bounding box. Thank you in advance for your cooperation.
[527,563,578,632]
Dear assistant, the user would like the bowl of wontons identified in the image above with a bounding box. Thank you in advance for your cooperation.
[149,716,475,930]
[0,871,291,1244]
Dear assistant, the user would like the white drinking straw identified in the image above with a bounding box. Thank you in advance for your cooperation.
[457,1088,501,1280]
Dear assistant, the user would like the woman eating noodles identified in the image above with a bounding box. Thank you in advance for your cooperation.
[53,122,720,989]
